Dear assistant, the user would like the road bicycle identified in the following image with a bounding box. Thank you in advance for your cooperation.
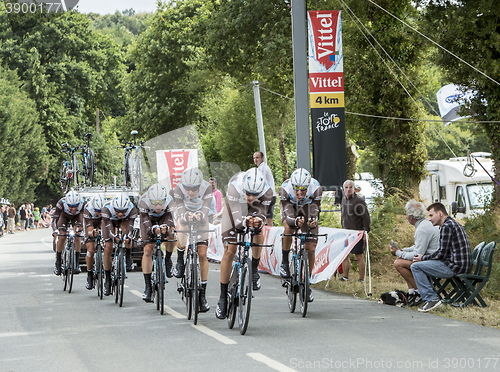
[93,230,104,300]
[281,226,327,317]
[227,226,273,335]
[150,231,177,315]
[59,227,83,293]
[118,130,148,192]
[59,143,80,193]
[79,133,95,187]
[176,221,213,325]
[112,228,126,307]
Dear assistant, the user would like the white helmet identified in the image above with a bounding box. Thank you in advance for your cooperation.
[112,193,130,211]
[65,190,81,207]
[181,167,203,189]
[290,168,311,190]
[147,183,167,205]
[92,194,105,211]
[243,168,266,195]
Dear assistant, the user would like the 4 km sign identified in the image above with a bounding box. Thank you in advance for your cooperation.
[308,10,346,188]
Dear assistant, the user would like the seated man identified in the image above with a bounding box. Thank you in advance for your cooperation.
[411,202,472,312]
[139,183,176,302]
[390,200,439,306]
[215,168,273,319]
[52,190,86,275]
[83,194,105,290]
[101,194,137,296]
[279,168,322,302]
[173,168,213,313]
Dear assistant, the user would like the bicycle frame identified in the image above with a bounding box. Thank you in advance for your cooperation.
[112,229,126,307]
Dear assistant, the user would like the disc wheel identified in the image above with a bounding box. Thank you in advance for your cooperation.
[96,244,104,299]
[299,251,309,317]
[192,252,199,325]
[287,257,297,313]
[68,246,74,293]
[238,261,252,335]
[156,250,165,315]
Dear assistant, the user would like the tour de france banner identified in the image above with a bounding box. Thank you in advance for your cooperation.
[308,10,346,188]
[156,149,198,191]
[207,225,364,284]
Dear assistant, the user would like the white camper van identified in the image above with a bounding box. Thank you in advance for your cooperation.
[419,153,495,218]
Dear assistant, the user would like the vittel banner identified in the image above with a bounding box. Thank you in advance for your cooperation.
[308,10,346,189]
[156,149,198,191]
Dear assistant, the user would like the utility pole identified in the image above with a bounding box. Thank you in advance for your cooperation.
[252,81,267,160]
[291,0,311,171]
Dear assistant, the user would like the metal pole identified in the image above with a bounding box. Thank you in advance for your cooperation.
[291,0,311,171]
[252,81,267,160]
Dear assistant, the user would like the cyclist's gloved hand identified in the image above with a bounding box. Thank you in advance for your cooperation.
[253,216,263,230]
[194,211,204,222]
[295,216,305,228]
[160,224,169,236]
[152,225,161,235]
[308,218,317,229]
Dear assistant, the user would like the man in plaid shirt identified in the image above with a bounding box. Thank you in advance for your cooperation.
[411,202,472,312]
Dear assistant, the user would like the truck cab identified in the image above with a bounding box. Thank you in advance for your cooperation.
[419,153,494,219]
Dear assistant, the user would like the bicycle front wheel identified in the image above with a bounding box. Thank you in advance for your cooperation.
[72,153,80,188]
[238,261,252,335]
[96,244,104,299]
[59,162,69,193]
[185,251,193,320]
[299,251,309,317]
[227,268,238,329]
[192,252,199,325]
[62,249,68,291]
[287,256,297,313]
[68,246,75,293]
[156,250,165,315]
[118,251,125,307]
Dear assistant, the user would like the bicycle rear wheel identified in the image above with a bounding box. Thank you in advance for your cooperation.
[227,268,238,329]
[118,250,125,307]
[72,153,80,189]
[238,261,252,335]
[62,249,68,291]
[124,152,132,186]
[59,161,69,193]
[96,243,104,299]
[156,250,165,315]
[287,256,297,313]
[87,150,95,187]
[299,251,309,317]
[68,246,75,293]
[192,252,199,325]
[131,152,142,192]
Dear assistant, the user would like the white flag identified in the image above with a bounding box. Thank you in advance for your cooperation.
[436,84,473,125]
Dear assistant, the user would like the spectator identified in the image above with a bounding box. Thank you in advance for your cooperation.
[209,177,223,224]
[33,207,40,228]
[411,202,472,312]
[354,184,364,200]
[390,200,439,306]
[340,179,371,282]
[2,201,8,232]
[19,205,27,231]
[0,205,4,237]
[253,151,276,226]
[8,203,16,234]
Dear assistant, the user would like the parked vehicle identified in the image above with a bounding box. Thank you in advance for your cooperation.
[419,153,495,218]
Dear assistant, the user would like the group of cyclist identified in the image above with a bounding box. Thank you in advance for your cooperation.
[51,164,322,320]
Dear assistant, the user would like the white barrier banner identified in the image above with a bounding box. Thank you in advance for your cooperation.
[207,225,364,284]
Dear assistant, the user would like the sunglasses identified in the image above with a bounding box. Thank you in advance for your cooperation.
[115,209,127,214]
[245,191,260,197]
[184,186,199,192]
[95,209,102,213]
[293,185,308,191]
[150,199,165,206]
[68,204,79,208]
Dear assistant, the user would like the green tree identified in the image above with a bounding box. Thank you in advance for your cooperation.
[0,63,50,204]
[418,0,500,202]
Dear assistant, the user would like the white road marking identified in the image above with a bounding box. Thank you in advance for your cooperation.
[247,353,297,372]
[130,289,237,344]
[192,324,237,345]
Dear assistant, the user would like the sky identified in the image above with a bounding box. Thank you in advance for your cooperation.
[75,0,160,15]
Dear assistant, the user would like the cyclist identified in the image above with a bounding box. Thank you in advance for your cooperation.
[139,183,176,302]
[83,194,105,290]
[52,190,86,276]
[101,193,137,296]
[215,168,273,319]
[173,167,213,312]
[279,168,322,302]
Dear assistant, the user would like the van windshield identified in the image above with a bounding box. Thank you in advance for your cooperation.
[467,183,494,209]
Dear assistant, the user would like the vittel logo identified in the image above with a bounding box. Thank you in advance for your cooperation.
[311,11,338,70]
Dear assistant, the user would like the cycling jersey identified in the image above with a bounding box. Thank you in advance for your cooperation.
[139,192,175,240]
[83,202,103,235]
[279,178,322,228]
[101,200,137,241]
[52,197,85,231]
[173,180,213,225]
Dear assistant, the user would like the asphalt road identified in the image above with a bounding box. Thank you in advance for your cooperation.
[1,228,500,372]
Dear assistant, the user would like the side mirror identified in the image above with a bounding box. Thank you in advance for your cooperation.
[451,201,458,215]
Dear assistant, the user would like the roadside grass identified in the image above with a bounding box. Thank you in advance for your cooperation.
[317,194,500,329]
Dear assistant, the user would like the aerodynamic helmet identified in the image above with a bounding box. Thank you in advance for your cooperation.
[243,168,266,195]
[290,168,311,190]
[181,168,203,190]
[147,183,167,205]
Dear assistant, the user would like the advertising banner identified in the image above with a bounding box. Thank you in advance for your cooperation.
[156,149,198,191]
[308,10,346,188]
[207,225,364,284]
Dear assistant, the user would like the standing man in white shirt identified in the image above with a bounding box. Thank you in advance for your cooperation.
[253,151,276,226]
